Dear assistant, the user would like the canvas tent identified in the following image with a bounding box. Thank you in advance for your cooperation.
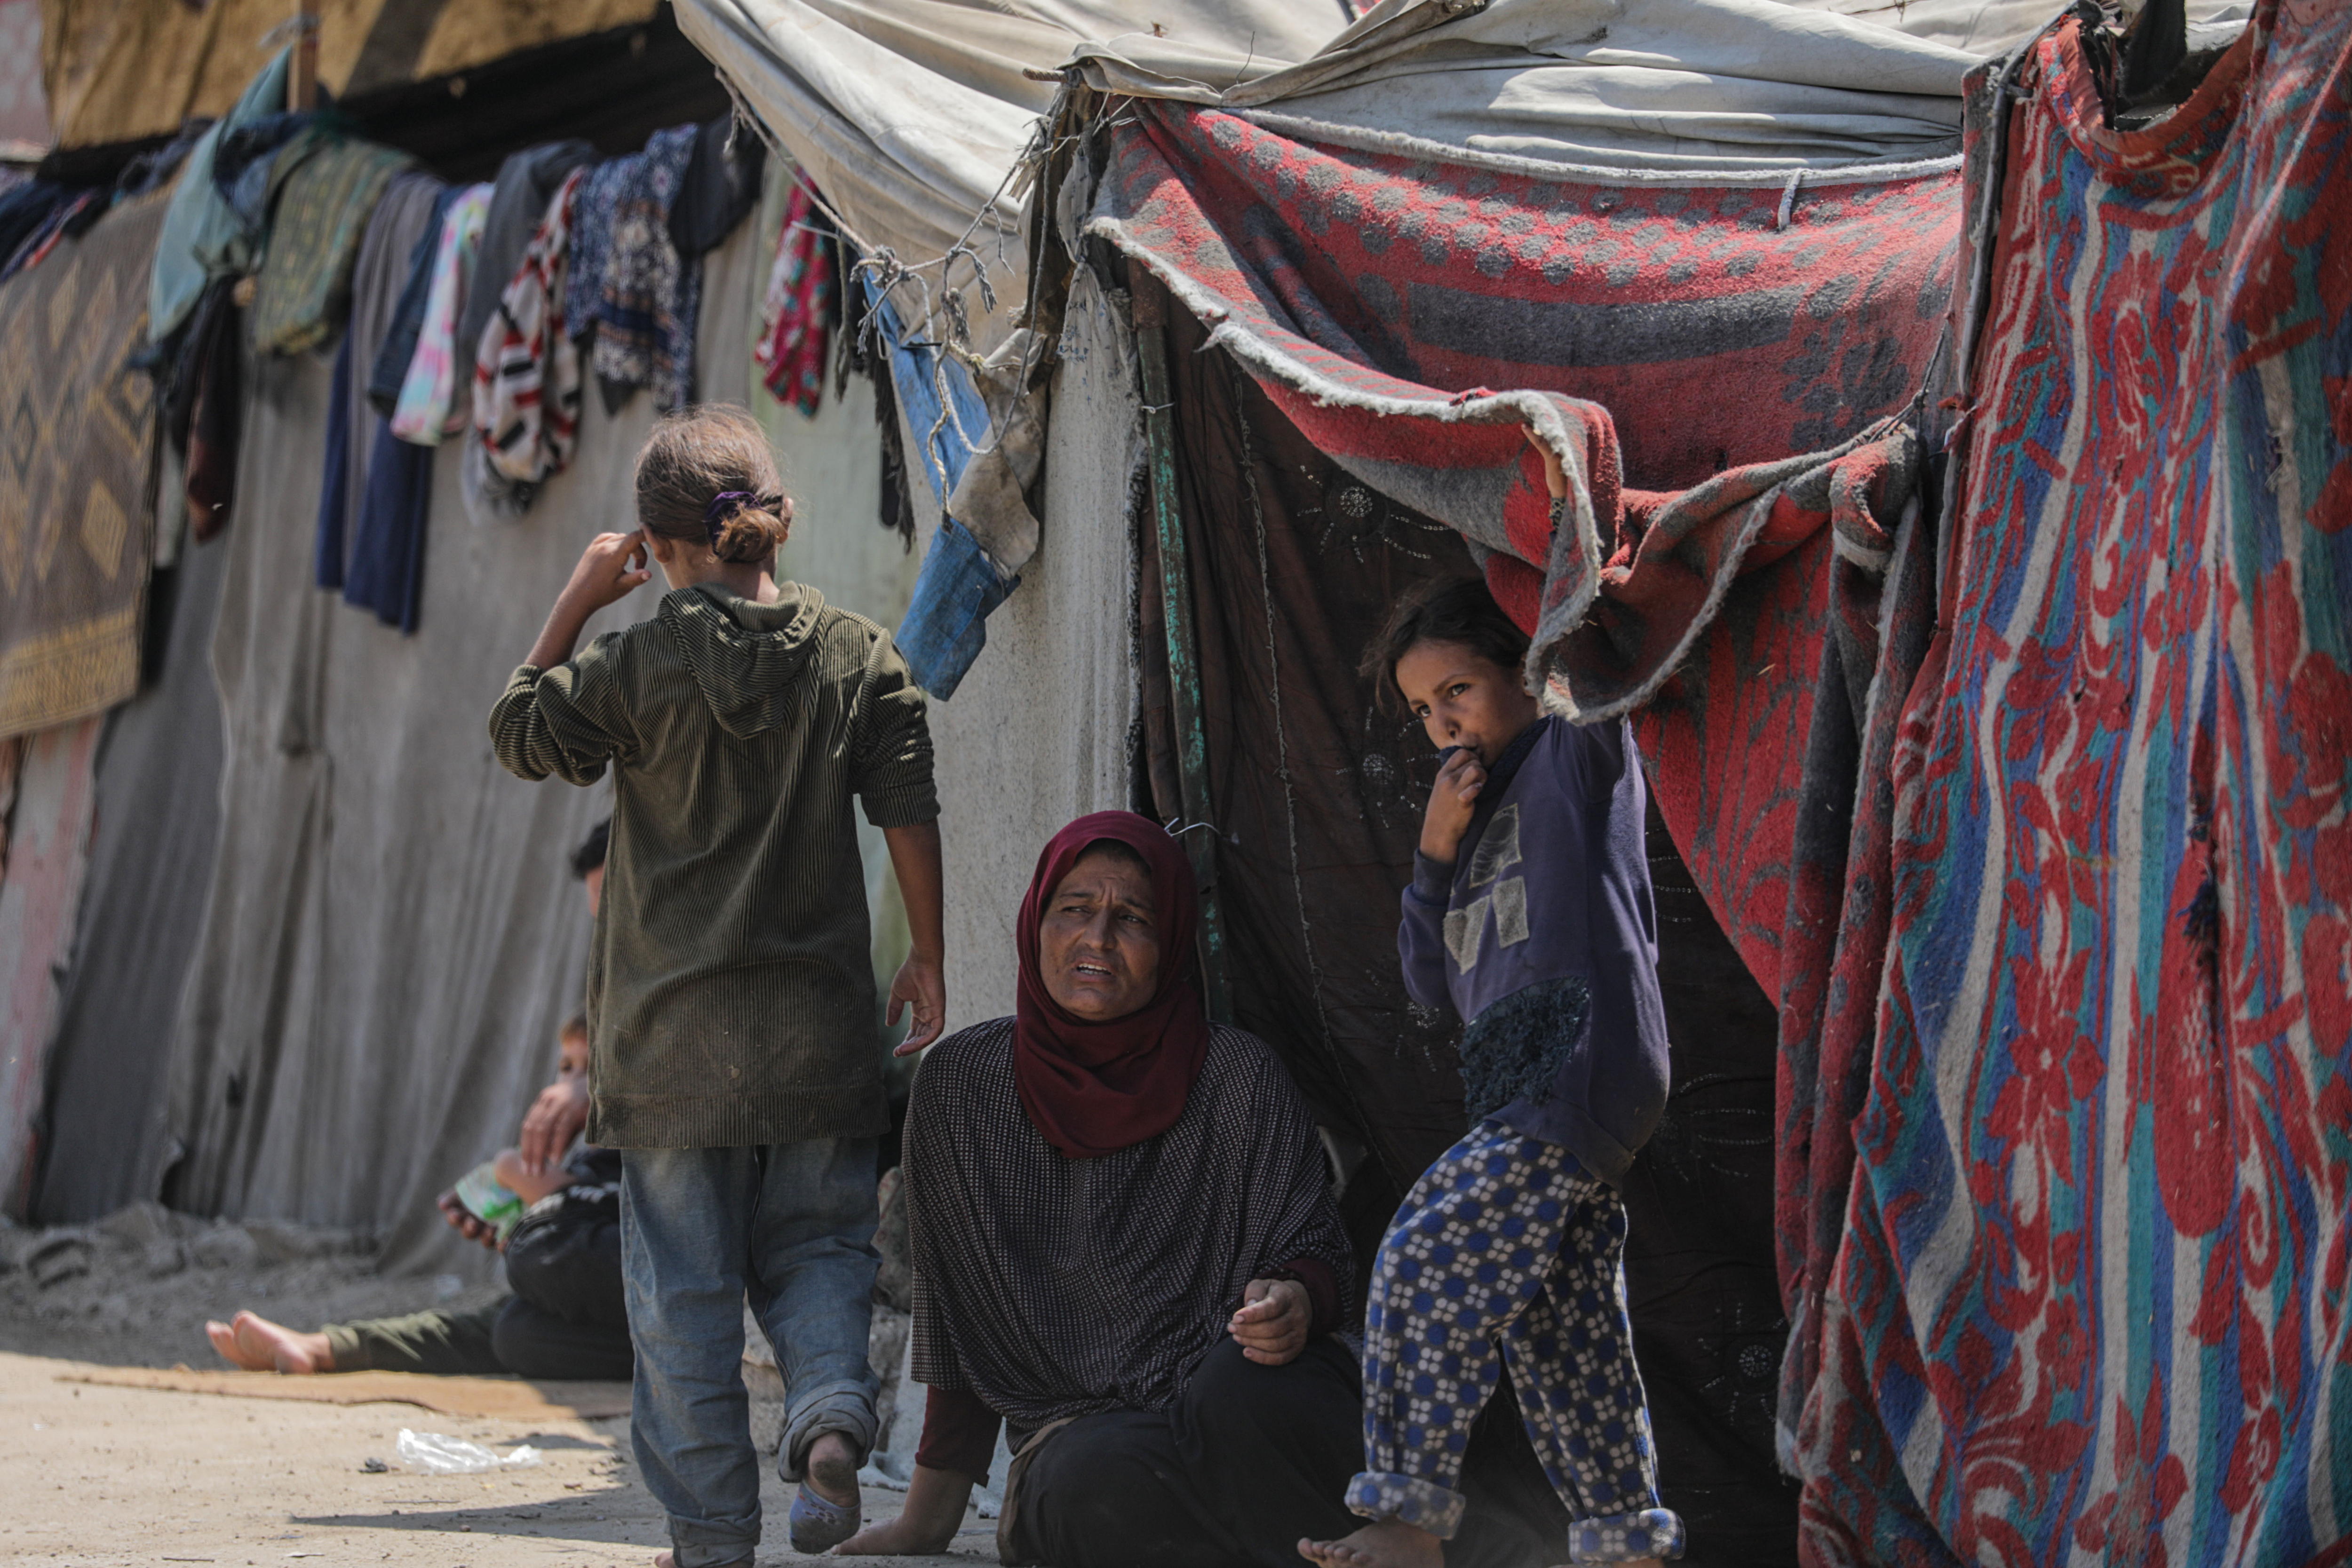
[687,0,2343,1565]
[0,0,2337,1563]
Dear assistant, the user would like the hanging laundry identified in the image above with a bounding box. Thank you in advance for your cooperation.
[389,182,491,445]
[0,182,78,274]
[315,170,445,589]
[148,47,288,347]
[342,421,434,632]
[561,156,633,350]
[457,139,596,367]
[0,192,169,736]
[250,140,417,357]
[469,166,585,513]
[591,124,699,413]
[368,181,464,418]
[755,183,834,416]
[0,190,104,285]
[174,277,243,542]
[210,111,320,239]
[669,115,763,258]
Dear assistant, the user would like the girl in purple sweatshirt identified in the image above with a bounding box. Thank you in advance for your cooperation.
[1302,555,1678,1568]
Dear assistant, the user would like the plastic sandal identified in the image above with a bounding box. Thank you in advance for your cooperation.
[787,1480,861,1554]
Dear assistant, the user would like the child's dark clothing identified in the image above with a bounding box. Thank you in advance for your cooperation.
[1365,712,1682,1561]
[490,581,936,1148]
[326,1146,632,1381]
[489,578,935,1567]
[1397,714,1668,1183]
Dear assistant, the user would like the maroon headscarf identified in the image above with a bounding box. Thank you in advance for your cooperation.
[1013,812,1209,1160]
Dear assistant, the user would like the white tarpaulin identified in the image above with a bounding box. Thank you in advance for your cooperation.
[1180,0,1981,170]
[674,0,1350,347]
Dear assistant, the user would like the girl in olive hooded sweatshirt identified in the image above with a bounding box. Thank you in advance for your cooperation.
[490,405,944,1567]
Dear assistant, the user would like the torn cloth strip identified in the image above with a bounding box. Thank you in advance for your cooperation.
[1086,102,1958,995]
[1795,6,2352,1564]
[0,192,167,736]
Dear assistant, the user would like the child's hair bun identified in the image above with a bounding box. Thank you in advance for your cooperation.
[707,494,792,564]
[635,405,794,563]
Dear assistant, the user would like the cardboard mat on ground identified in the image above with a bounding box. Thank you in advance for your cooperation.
[57,1362,630,1420]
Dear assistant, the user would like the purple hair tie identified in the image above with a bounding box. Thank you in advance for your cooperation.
[704,490,760,544]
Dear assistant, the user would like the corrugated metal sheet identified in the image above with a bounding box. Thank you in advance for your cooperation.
[40,0,659,149]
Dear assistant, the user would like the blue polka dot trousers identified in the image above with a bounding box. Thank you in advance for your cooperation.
[1347,1122,1684,1562]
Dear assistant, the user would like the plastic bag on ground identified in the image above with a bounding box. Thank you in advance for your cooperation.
[396,1428,543,1474]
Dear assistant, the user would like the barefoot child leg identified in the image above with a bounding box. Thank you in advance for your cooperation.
[491,407,945,1566]
[1308,564,1681,1565]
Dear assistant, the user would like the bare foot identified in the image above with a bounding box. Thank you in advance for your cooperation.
[804,1430,860,1509]
[1297,1520,1445,1568]
[205,1318,270,1370]
[220,1310,334,1374]
[832,1513,955,1556]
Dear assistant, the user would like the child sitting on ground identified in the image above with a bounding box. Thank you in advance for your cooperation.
[1303,446,1678,1568]
[208,1011,632,1382]
[490,405,946,1565]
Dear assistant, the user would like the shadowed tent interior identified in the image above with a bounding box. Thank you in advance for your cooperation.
[1135,285,1799,1558]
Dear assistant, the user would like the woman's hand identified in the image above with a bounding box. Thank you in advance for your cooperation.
[831,1464,973,1555]
[1523,425,1568,500]
[1419,747,1487,865]
[888,952,946,1056]
[1229,1278,1311,1366]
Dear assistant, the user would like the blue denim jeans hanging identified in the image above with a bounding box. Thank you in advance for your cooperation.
[897,514,1019,697]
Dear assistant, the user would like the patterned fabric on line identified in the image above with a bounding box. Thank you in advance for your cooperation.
[472,166,584,497]
[389,183,490,445]
[756,183,833,415]
[1353,1121,1683,1562]
[247,138,414,356]
[1791,6,2352,1561]
[592,125,700,413]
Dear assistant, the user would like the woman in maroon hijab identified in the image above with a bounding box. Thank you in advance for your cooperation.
[836,812,1360,1566]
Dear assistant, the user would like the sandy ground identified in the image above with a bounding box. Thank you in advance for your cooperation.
[0,1210,992,1568]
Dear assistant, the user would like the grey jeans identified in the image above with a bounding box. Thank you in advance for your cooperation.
[621,1139,881,1568]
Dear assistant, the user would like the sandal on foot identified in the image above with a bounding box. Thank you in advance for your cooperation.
[787,1480,860,1554]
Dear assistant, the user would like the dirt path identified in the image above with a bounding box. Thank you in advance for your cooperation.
[0,1350,994,1567]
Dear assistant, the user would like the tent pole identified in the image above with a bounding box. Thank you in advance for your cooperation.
[1130,286,1233,1023]
[289,0,319,111]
